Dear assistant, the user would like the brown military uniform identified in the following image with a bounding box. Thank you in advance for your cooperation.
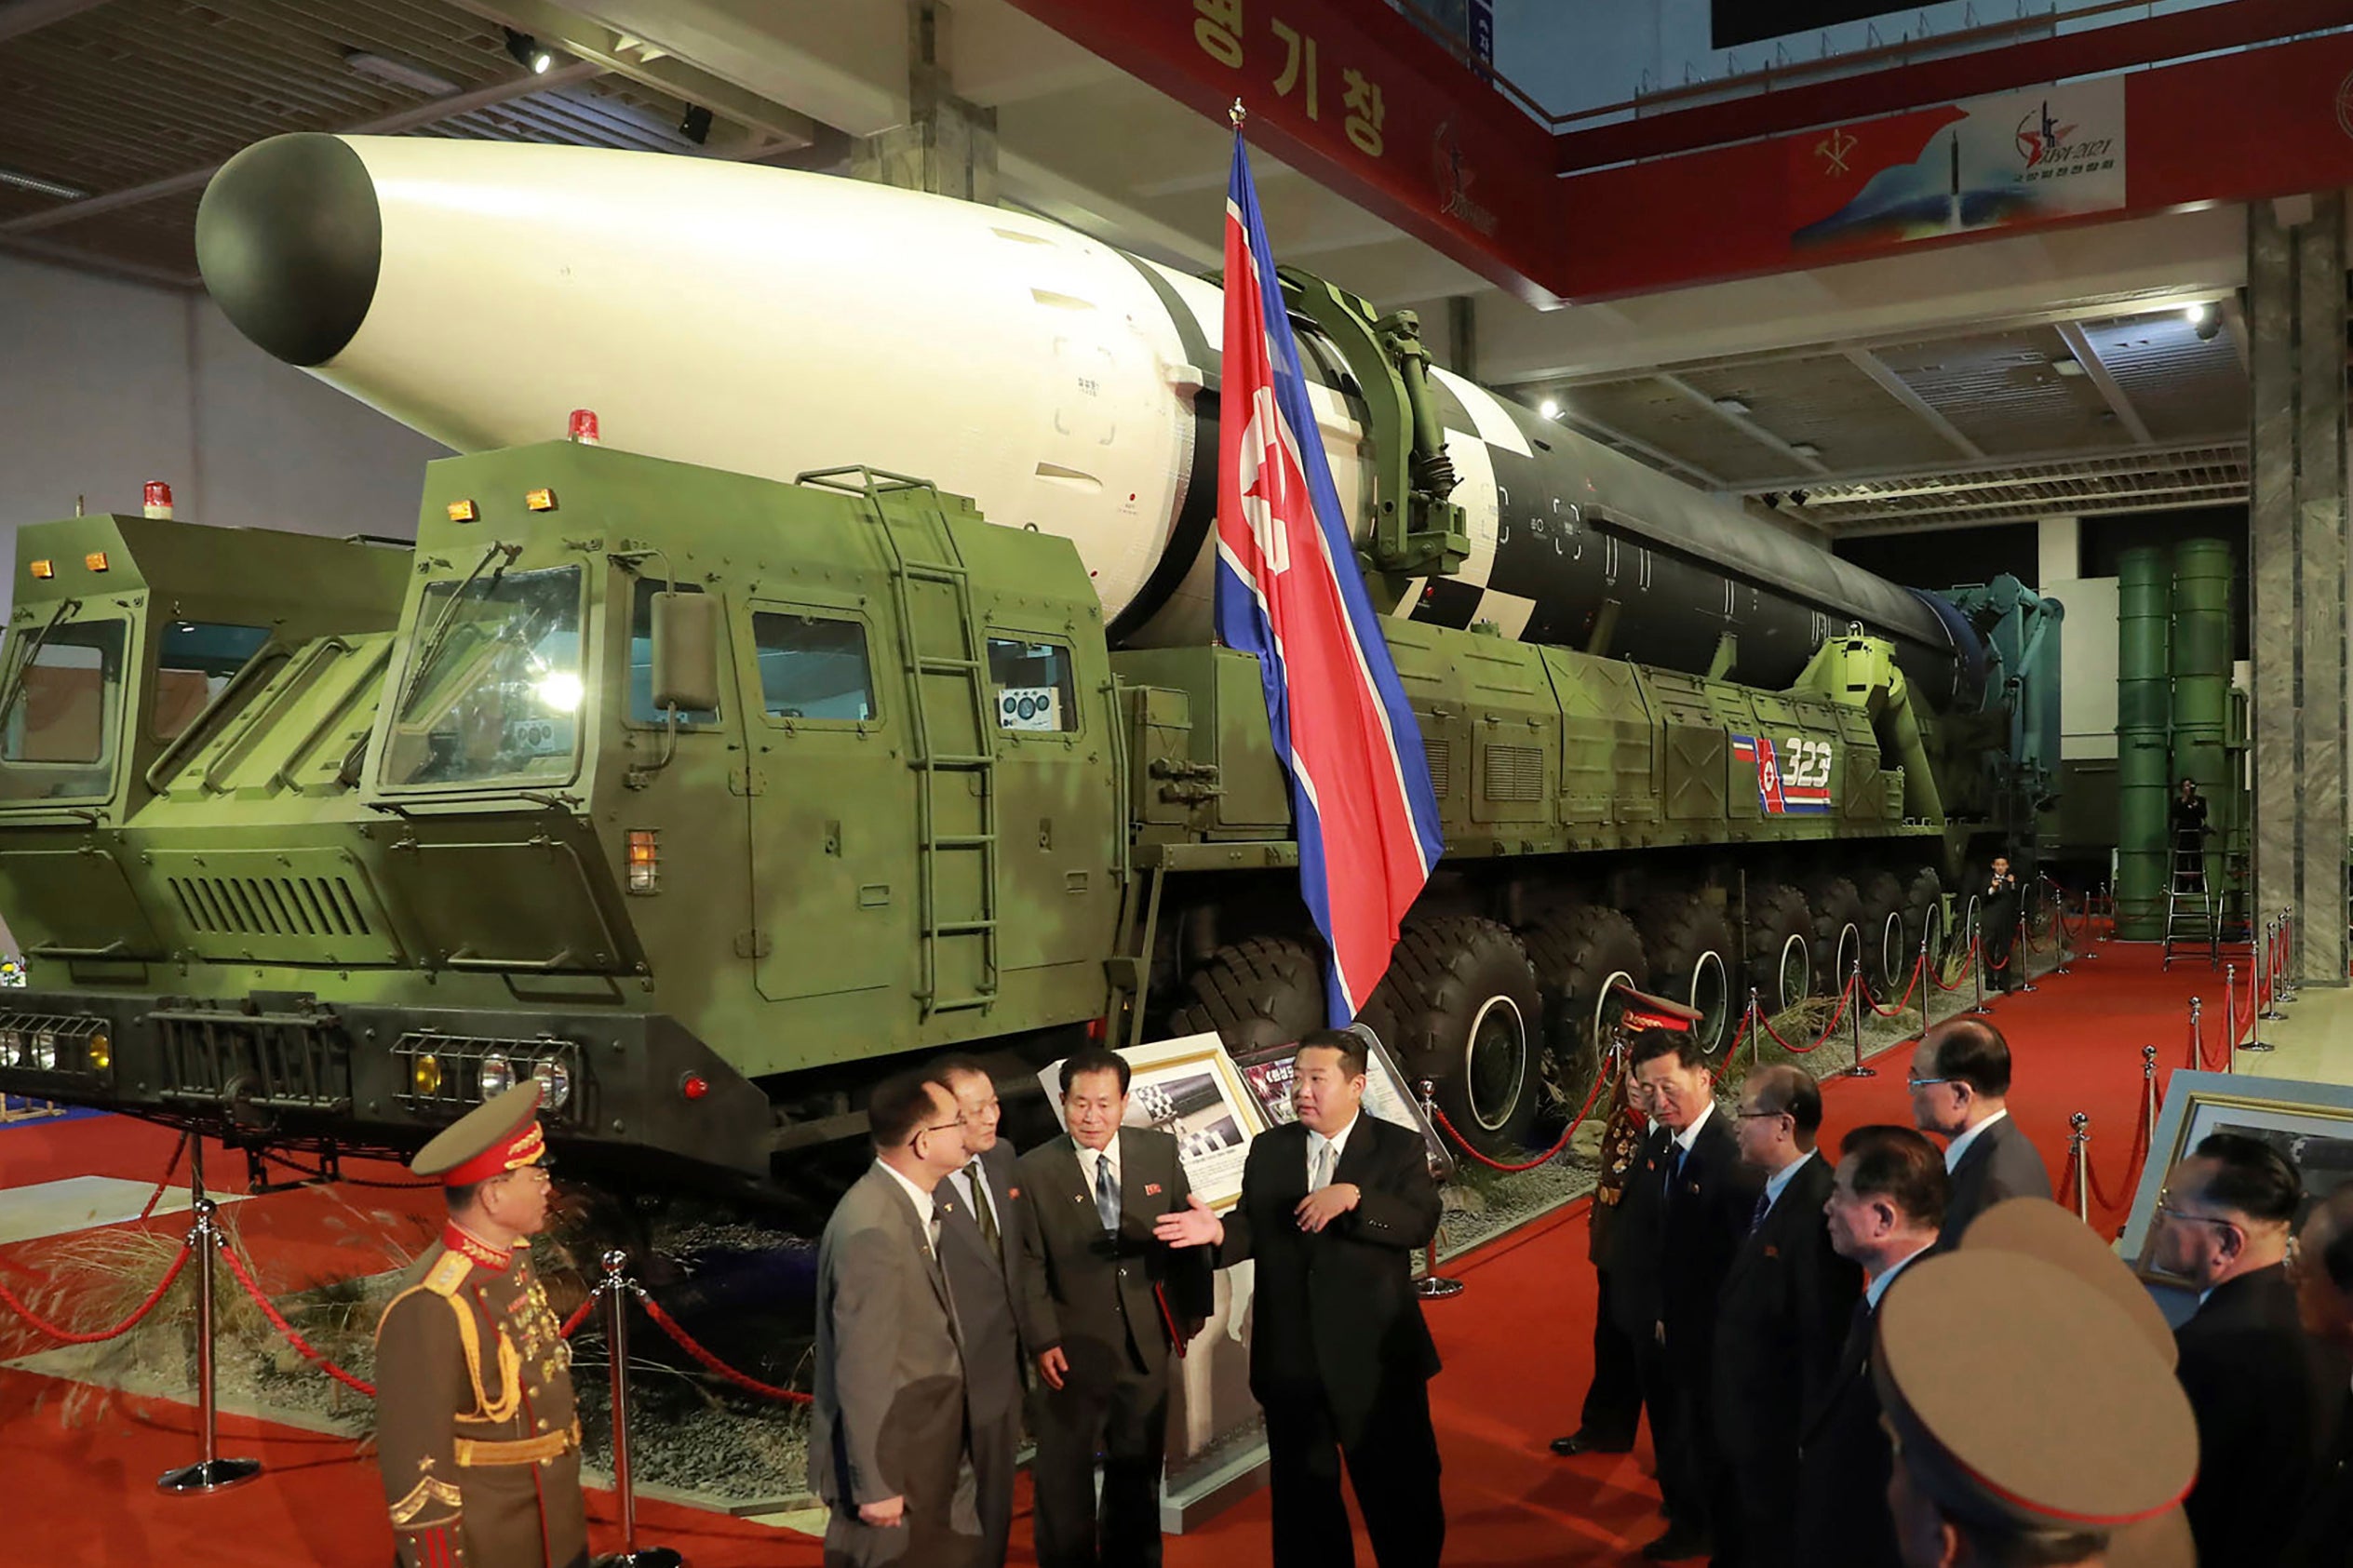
[373,1082,586,1568]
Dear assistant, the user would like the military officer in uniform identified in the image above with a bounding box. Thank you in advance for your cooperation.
[373,1083,585,1568]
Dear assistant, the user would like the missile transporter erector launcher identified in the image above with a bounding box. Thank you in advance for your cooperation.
[0,137,2064,1184]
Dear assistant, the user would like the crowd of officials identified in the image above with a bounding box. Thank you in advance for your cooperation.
[371,970,2353,1568]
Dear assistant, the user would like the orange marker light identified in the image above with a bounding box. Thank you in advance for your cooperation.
[626,829,659,894]
[446,499,478,523]
[525,488,557,512]
[28,561,51,580]
[83,552,109,572]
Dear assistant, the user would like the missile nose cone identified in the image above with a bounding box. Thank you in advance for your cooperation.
[196,134,381,367]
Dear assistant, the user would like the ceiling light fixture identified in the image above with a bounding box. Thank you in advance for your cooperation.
[2051,358,2087,378]
[343,48,460,96]
[2184,301,2214,327]
[1538,397,1561,420]
[1714,396,1752,416]
[1789,442,1821,459]
[679,105,714,145]
[0,167,88,201]
[504,28,554,74]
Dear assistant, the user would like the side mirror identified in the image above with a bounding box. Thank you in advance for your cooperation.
[650,591,719,713]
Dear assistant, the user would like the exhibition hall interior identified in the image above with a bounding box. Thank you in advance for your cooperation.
[3,1,2353,1564]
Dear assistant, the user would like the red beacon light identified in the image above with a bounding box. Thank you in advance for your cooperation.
[142,481,173,519]
[567,409,601,445]
[679,1071,710,1102]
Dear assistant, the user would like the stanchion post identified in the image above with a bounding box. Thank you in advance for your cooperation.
[1747,987,1763,1067]
[2143,1045,2160,1133]
[1837,958,1876,1079]
[2067,1113,2091,1224]
[158,1135,261,1495]
[600,1250,684,1568]
[1414,1079,1464,1301]
[2279,905,2301,1003]
[1968,936,1989,1015]
[2259,917,2287,1022]
[2081,888,2101,960]
[2188,998,2202,1072]
[2014,910,2038,993]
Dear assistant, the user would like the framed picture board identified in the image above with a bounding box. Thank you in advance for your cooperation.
[2122,1070,2353,1286]
[1228,1023,1449,1178]
[1036,1033,1269,1212]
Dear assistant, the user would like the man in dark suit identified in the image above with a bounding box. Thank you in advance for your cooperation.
[2288,1185,2353,1567]
[1553,1063,1653,1457]
[1908,1018,2050,1248]
[1010,1046,1209,1568]
[1796,1124,1945,1568]
[811,1068,978,1568]
[927,1055,1029,1568]
[2147,1132,2347,1567]
[1980,854,2022,993]
[1614,1019,1762,1561]
[1712,1065,1862,1568]
[1156,1028,1444,1568]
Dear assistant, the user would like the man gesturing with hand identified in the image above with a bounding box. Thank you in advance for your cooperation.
[1156,1030,1445,1568]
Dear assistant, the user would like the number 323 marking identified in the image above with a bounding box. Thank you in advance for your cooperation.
[1782,737,1833,789]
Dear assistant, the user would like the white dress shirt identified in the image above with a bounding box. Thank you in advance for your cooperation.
[1760,1146,1816,1215]
[876,1159,940,1253]
[1076,1134,1123,1190]
[1943,1107,2010,1173]
[1307,1113,1362,1189]
[1865,1242,1933,1309]
[1670,1099,1716,1156]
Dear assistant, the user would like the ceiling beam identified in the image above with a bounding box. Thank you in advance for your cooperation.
[0,60,605,237]
[437,0,815,149]
[1729,434,2245,497]
[1842,346,1984,462]
[2052,320,2157,445]
[1827,484,2249,536]
[0,0,110,47]
[1553,409,1728,489]
[1657,373,1828,475]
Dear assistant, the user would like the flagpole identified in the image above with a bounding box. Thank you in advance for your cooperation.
[1231,98,1245,132]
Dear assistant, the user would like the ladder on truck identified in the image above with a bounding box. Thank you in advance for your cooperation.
[803,467,1002,1018]
[2161,841,2216,972]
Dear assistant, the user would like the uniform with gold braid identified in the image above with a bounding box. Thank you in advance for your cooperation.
[373,1084,586,1568]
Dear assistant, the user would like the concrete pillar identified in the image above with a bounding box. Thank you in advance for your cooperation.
[2250,192,2349,985]
[854,1,998,204]
[1445,295,1479,382]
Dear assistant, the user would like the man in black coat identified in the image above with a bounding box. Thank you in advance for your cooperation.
[1157,1029,1444,1568]
[2288,1185,2353,1568]
[1011,1047,1213,1568]
[927,1055,1030,1568]
[1553,1066,1652,1457]
[1795,1123,1946,1568]
[1609,1020,1762,1561]
[1908,1017,2050,1249]
[1979,854,2023,992]
[1711,1065,1862,1568]
[2147,1132,2347,1568]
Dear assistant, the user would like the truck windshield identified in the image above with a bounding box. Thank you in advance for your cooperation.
[383,565,584,788]
[0,616,128,801]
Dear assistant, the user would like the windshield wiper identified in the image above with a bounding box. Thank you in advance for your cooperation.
[395,543,522,717]
[0,598,83,739]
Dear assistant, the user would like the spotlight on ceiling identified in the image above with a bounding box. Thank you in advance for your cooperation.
[679,105,714,145]
[1538,397,1561,420]
[2191,302,2223,342]
[1787,489,1809,506]
[504,28,554,74]
[2184,301,2214,328]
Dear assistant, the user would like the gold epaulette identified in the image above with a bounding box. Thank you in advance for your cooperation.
[423,1251,474,1297]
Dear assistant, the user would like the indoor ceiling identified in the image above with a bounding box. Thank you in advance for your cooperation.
[0,0,2268,535]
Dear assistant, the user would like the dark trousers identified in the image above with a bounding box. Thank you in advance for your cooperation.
[968,1393,1022,1568]
[1029,1342,1166,1568]
[1981,908,2018,991]
[1261,1378,1444,1568]
[1722,1441,1799,1568]
[1639,1342,1728,1545]
[1580,1268,1644,1443]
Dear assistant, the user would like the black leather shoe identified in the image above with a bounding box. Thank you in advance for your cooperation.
[1641,1525,1713,1561]
[1549,1429,1634,1455]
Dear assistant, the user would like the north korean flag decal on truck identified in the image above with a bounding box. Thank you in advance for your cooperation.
[1732,734,1832,815]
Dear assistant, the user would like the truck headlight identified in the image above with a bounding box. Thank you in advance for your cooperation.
[0,1029,20,1067]
[32,1030,57,1071]
[479,1052,515,1098]
[532,1056,571,1111]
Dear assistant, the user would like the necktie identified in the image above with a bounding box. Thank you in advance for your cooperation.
[1663,1139,1685,1196]
[1749,1189,1771,1236]
[1094,1149,1120,1231]
[1311,1139,1335,1193]
[966,1159,1000,1253]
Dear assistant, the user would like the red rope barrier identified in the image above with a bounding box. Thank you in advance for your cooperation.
[1432,1052,1620,1174]
[634,1293,812,1403]
[0,1242,191,1345]
[2083,1098,2156,1215]
[560,1294,597,1340]
[1930,941,1978,992]
[1864,952,1927,1019]
[1756,974,1854,1056]
[216,1240,377,1398]
[137,1135,188,1224]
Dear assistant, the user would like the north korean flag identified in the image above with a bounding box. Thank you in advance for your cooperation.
[1215,128,1445,1026]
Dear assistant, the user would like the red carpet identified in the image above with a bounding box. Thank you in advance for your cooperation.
[0,936,2206,1564]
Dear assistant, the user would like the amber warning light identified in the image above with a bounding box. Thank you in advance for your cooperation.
[525,488,557,512]
[28,561,51,581]
[84,552,109,573]
[447,499,478,523]
[626,829,659,893]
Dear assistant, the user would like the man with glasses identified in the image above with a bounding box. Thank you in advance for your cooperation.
[1906,1018,2050,1248]
[374,1082,586,1568]
[811,1069,979,1568]
[2148,1132,2347,1568]
[2287,1186,2353,1566]
[1712,1065,1862,1568]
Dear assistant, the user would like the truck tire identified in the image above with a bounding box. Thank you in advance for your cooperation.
[1806,877,1865,998]
[1857,871,1910,999]
[1521,905,1646,1117]
[1363,917,1542,1158]
[1640,894,1739,1057]
[1747,883,1814,1015]
[1168,936,1325,1054]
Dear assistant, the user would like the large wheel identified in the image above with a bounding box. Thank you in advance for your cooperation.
[1167,935,1324,1053]
[1857,871,1910,999]
[1363,916,1542,1157]
[1521,905,1647,1117]
[1639,892,1739,1058]
[1747,882,1814,1015]
[1903,867,1947,972]
[1806,877,1865,998]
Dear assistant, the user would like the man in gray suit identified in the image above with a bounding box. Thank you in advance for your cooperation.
[1011,1045,1211,1568]
[927,1055,1028,1568]
[811,1068,979,1568]
[1908,1018,2051,1248]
